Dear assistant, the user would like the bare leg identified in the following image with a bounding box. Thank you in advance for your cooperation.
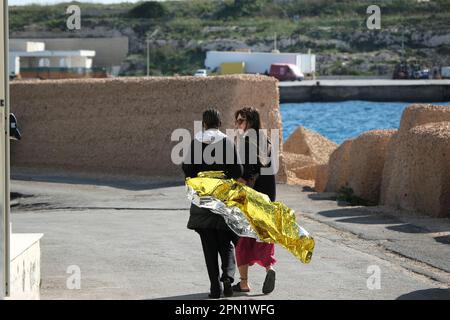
[238,264,251,290]
[266,265,275,272]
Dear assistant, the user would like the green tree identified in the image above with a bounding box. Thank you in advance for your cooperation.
[218,0,265,18]
[128,1,167,19]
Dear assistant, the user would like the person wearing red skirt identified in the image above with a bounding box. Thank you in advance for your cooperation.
[233,107,277,294]
[235,237,276,294]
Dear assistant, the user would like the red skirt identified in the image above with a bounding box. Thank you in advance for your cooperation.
[235,237,276,268]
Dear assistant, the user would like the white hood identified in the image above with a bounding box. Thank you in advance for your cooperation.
[195,129,227,144]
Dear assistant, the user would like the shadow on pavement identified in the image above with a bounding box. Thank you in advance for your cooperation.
[317,207,449,234]
[434,235,450,245]
[318,208,402,225]
[153,292,267,300]
[396,288,450,300]
[12,172,185,191]
[336,215,400,225]
[307,193,337,201]
[386,224,430,234]
[153,293,209,300]
[318,208,364,218]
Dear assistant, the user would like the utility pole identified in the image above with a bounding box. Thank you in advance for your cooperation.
[146,28,159,77]
[146,39,150,76]
[0,0,11,299]
[401,28,405,59]
[274,32,277,51]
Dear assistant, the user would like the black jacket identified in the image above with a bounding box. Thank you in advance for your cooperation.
[240,134,276,201]
[182,130,243,230]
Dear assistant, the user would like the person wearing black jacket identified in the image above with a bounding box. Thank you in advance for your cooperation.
[181,108,243,299]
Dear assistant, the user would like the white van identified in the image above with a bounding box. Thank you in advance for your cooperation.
[194,69,208,77]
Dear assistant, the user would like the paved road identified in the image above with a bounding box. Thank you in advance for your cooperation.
[10,176,450,300]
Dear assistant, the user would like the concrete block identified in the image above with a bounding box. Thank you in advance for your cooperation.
[347,129,396,203]
[325,139,353,192]
[284,126,337,165]
[381,122,450,217]
[9,233,43,300]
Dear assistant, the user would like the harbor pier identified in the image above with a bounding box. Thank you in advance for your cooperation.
[279,80,450,103]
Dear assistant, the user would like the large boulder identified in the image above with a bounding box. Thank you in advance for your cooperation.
[381,122,450,217]
[292,164,319,181]
[314,164,329,193]
[325,139,353,192]
[283,152,317,169]
[282,126,337,185]
[276,154,288,184]
[379,132,399,205]
[381,104,450,215]
[399,104,450,133]
[286,173,315,187]
[280,152,317,185]
[347,129,397,203]
[284,126,338,165]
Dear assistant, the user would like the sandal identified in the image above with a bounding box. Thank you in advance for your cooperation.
[232,281,250,293]
[262,269,276,294]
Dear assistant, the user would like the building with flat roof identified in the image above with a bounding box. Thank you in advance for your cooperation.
[11,37,128,76]
[9,40,103,79]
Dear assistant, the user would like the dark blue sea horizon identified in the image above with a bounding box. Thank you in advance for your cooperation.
[280,101,450,144]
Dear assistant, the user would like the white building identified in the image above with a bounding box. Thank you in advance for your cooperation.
[205,50,316,76]
[12,37,129,77]
[9,40,96,79]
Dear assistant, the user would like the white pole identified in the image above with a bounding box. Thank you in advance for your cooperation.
[0,0,10,298]
[146,29,159,77]
[274,32,277,51]
[146,40,150,77]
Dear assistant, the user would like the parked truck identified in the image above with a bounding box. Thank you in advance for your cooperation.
[442,67,450,79]
[269,63,304,81]
[205,50,315,79]
[220,62,245,75]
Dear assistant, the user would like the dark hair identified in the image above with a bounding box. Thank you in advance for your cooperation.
[234,107,261,131]
[235,107,271,165]
[203,108,221,129]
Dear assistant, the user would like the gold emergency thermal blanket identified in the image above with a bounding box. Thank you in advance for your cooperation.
[186,171,315,264]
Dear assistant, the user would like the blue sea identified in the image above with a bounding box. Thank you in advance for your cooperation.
[280,101,450,144]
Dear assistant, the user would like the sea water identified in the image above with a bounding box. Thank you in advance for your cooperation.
[280,101,450,144]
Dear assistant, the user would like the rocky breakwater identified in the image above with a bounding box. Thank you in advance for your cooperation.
[315,104,450,217]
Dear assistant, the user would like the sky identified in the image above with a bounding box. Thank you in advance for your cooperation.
[9,0,148,5]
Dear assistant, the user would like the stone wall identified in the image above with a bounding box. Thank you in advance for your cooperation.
[316,104,450,217]
[10,75,281,179]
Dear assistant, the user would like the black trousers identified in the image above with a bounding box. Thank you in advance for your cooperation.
[196,228,239,294]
